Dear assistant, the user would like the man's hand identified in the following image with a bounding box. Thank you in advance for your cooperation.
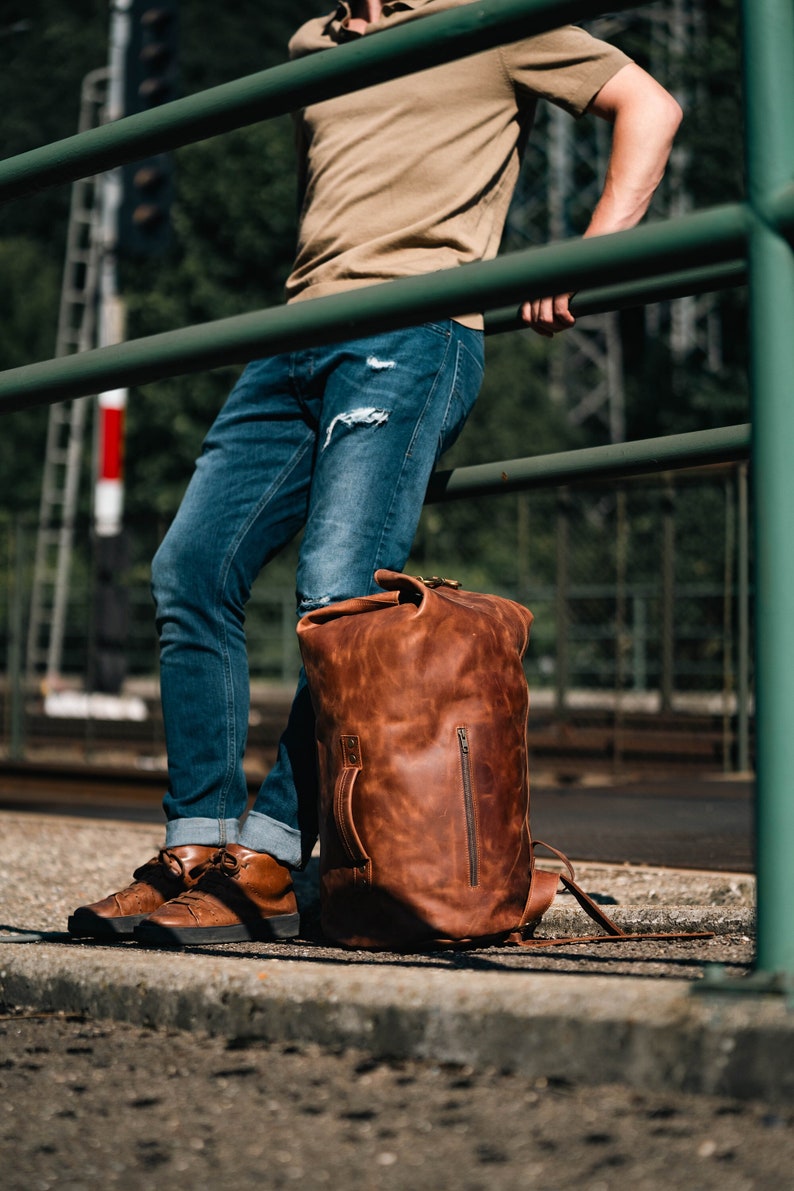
[520,63,683,338]
[520,293,576,338]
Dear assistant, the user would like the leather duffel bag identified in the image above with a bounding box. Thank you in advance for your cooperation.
[297,570,552,949]
[297,570,710,951]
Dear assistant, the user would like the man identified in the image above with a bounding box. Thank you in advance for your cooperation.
[69,1,681,945]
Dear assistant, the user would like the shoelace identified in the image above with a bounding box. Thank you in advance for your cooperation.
[159,847,189,880]
[132,847,216,888]
[214,848,242,877]
[167,848,240,905]
[131,850,181,883]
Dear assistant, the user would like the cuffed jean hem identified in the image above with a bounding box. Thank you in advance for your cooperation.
[164,816,241,849]
[239,810,303,869]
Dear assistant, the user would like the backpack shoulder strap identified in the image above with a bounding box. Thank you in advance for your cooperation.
[507,840,713,947]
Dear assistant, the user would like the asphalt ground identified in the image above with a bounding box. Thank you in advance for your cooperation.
[3,1009,793,1190]
[0,768,755,871]
[2,807,793,1188]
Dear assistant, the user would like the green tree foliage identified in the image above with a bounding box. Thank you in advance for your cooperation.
[0,1,112,516]
[119,0,328,516]
[121,117,302,516]
[412,330,588,593]
[611,1,748,441]
[0,240,60,511]
[1,1,108,243]
[0,0,325,518]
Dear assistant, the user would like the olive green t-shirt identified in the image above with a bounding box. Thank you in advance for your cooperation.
[285,0,631,327]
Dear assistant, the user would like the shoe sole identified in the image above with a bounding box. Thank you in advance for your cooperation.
[67,912,147,940]
[133,912,301,947]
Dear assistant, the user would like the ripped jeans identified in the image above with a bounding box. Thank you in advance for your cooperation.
[151,320,484,865]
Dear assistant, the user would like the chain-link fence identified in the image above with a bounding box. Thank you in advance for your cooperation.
[0,463,753,768]
[410,463,752,759]
[0,515,303,688]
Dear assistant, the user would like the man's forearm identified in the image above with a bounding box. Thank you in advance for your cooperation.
[583,63,683,239]
[521,63,682,336]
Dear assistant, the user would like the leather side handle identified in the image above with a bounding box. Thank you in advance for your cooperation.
[333,735,369,867]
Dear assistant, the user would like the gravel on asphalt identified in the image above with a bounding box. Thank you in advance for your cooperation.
[1,1004,792,1191]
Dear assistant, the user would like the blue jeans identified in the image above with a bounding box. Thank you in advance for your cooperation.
[151,321,484,867]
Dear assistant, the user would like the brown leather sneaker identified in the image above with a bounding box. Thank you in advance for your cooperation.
[68,844,217,940]
[133,844,300,946]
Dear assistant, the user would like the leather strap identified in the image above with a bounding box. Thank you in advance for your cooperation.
[521,868,560,926]
[508,840,714,946]
[513,930,715,947]
[558,873,627,937]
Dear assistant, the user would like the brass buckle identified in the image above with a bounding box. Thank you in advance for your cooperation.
[415,575,462,589]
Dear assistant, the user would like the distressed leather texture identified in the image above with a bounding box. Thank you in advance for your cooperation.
[297,570,539,949]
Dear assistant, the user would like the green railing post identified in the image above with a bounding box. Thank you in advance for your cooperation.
[555,490,571,717]
[6,516,26,761]
[722,474,736,774]
[660,479,676,715]
[614,488,629,773]
[742,0,794,977]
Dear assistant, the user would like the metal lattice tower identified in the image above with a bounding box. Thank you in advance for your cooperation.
[504,0,720,442]
[643,0,723,373]
[26,69,109,686]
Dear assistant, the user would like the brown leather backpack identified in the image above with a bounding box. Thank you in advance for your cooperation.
[297,571,708,951]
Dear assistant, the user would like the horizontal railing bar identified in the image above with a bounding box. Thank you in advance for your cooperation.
[0,203,749,414]
[426,424,751,501]
[484,258,747,334]
[0,0,644,205]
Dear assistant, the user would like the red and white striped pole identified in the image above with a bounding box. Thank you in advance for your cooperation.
[91,184,129,691]
[95,385,126,537]
[95,2,130,540]
[91,374,129,694]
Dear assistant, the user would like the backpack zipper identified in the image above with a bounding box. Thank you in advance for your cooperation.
[457,726,479,887]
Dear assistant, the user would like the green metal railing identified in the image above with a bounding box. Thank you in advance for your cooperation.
[0,205,751,413]
[0,0,791,980]
[0,0,650,203]
[739,0,794,982]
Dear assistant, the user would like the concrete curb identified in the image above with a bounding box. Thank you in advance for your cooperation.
[537,905,754,937]
[1,938,791,1106]
[0,904,754,941]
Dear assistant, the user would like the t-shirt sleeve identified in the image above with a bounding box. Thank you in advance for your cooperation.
[500,25,633,117]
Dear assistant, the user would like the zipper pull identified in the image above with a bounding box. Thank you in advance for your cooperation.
[457,726,469,753]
